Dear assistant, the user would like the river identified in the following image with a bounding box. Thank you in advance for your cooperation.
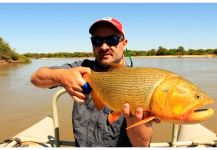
[0,57,217,142]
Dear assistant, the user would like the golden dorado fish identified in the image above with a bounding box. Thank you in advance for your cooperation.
[83,67,214,129]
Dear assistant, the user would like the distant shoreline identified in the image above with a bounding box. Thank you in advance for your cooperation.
[0,59,30,64]
[1,55,216,64]
[33,54,217,59]
[131,55,217,58]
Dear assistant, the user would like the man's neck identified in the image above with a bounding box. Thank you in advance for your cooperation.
[94,59,125,72]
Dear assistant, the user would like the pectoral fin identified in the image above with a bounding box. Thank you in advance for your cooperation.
[83,73,105,110]
[108,112,122,124]
[91,90,105,110]
[126,116,156,130]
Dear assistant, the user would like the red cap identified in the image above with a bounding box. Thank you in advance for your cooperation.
[89,17,125,35]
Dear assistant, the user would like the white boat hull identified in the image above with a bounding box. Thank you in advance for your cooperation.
[1,117,216,147]
[0,117,55,147]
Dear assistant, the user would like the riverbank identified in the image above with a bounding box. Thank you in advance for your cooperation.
[0,59,26,64]
[0,58,31,64]
[0,59,7,64]
[1,55,216,65]
[132,54,217,58]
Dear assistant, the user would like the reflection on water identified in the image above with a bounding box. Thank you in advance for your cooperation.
[0,57,217,142]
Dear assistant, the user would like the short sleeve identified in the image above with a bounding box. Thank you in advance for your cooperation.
[49,61,83,69]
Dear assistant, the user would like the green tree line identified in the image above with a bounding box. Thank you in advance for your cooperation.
[128,46,217,56]
[24,52,94,58]
[0,37,30,63]
[24,46,217,58]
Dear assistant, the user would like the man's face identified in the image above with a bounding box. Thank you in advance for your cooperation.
[91,24,128,67]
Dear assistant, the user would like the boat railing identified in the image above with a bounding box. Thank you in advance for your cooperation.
[52,88,76,147]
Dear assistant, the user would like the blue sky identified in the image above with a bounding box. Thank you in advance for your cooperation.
[0,3,217,54]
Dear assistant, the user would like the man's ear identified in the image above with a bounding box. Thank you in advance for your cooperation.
[123,39,128,49]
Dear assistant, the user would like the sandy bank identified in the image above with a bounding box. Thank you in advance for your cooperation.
[0,59,24,64]
[0,60,7,64]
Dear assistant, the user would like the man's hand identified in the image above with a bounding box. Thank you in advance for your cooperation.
[31,66,91,103]
[59,67,91,103]
[123,103,160,147]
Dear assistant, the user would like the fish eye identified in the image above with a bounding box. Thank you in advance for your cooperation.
[196,94,200,99]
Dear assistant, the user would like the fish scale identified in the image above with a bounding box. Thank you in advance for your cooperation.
[87,67,171,115]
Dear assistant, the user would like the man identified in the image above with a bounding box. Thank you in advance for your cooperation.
[31,17,154,147]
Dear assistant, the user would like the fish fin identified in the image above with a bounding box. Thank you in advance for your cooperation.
[108,112,122,124]
[82,73,92,94]
[82,70,94,82]
[83,71,104,110]
[83,73,89,82]
[126,116,156,130]
[91,90,105,110]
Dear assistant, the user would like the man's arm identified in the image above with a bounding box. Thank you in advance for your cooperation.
[31,66,91,103]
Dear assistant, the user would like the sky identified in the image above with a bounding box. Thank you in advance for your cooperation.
[0,3,217,54]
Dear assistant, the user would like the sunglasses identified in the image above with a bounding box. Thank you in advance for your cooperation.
[91,35,123,47]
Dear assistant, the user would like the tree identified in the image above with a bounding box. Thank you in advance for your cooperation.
[177,46,185,55]
[0,36,30,63]
[156,46,167,55]
[147,49,156,56]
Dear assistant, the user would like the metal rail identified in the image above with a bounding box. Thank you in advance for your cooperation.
[172,124,179,147]
[52,88,76,147]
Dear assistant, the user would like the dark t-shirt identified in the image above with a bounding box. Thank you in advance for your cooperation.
[52,59,132,147]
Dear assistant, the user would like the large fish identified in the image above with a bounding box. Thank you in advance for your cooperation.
[83,67,214,129]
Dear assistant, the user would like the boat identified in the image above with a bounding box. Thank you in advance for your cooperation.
[1,88,216,147]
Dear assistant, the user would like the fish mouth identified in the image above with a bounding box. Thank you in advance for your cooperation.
[190,108,214,123]
[188,100,215,122]
[194,108,210,112]
[193,107,214,115]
